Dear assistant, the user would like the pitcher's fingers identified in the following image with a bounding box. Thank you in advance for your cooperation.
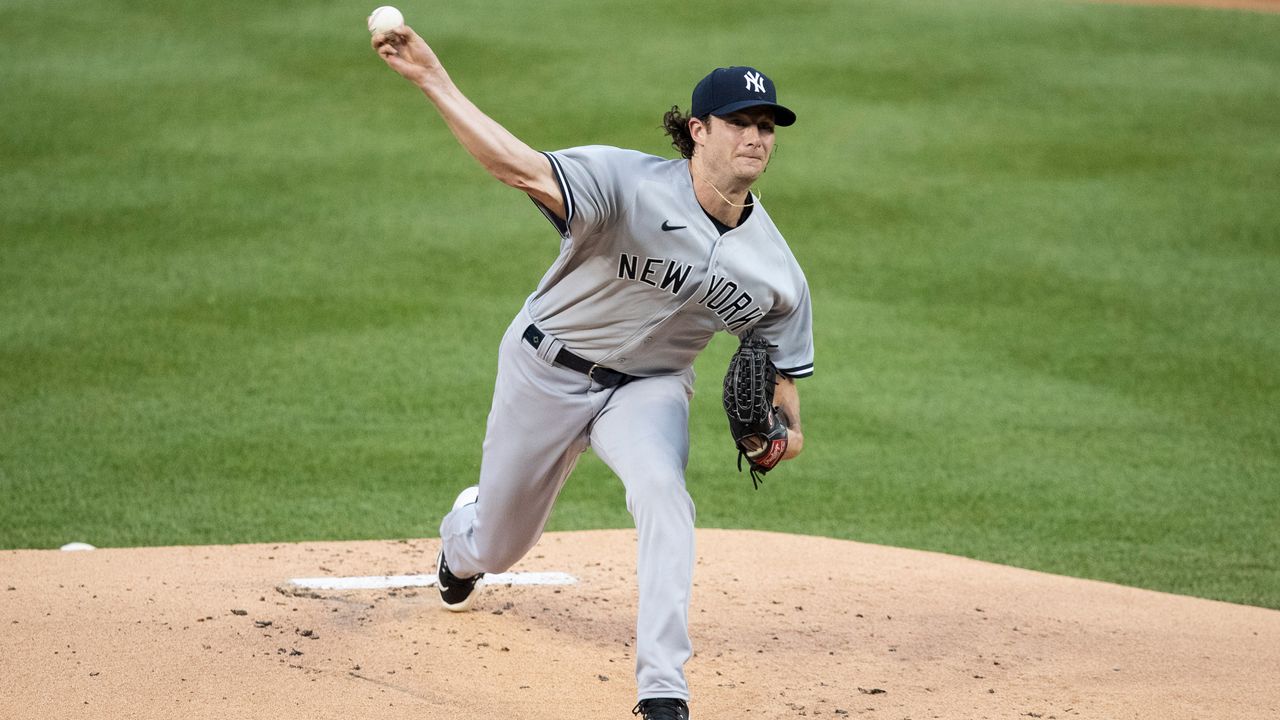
[370,28,404,50]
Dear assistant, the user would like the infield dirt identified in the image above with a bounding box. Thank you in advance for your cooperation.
[3,529,1277,720]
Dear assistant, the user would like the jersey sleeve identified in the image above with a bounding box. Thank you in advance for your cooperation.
[754,277,814,379]
[531,145,630,240]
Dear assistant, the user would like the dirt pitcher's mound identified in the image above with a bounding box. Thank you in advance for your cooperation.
[2,529,1277,720]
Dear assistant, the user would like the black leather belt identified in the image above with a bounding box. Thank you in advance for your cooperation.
[522,324,635,388]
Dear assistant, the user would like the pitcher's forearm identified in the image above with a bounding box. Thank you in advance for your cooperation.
[373,26,564,218]
[417,79,563,215]
[776,377,804,460]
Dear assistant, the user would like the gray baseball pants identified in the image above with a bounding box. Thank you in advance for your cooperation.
[439,307,697,701]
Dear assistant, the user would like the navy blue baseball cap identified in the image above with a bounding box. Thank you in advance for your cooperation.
[691,66,796,126]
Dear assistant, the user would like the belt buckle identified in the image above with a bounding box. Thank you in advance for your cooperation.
[588,363,619,387]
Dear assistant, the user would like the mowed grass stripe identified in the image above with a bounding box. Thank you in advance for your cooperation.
[1,0,1277,608]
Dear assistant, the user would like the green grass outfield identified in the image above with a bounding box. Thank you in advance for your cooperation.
[2,0,1278,609]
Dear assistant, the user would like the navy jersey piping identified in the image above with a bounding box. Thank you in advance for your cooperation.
[777,363,814,378]
[533,151,575,236]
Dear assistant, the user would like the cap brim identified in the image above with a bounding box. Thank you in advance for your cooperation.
[711,100,797,127]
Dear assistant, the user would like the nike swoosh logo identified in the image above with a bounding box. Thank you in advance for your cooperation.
[661,220,687,232]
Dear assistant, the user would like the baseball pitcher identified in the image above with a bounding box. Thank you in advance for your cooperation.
[373,25,813,720]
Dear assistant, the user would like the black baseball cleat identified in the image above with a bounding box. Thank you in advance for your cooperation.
[437,485,483,612]
[632,698,690,720]
[436,548,483,612]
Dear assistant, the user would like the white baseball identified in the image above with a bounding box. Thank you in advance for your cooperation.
[367,6,405,35]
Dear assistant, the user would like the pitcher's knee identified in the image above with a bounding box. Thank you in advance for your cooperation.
[625,471,693,518]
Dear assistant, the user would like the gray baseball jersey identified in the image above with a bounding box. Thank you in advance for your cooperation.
[438,143,813,704]
[528,145,814,378]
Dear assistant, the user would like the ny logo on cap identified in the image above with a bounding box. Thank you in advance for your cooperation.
[743,70,766,94]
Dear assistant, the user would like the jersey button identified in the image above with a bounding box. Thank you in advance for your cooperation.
[643,337,654,343]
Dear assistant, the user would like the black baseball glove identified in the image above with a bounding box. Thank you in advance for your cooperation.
[722,333,789,489]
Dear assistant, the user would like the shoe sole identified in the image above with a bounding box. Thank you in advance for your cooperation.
[452,485,479,511]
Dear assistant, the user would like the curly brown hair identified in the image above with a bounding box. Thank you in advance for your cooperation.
[662,106,707,160]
